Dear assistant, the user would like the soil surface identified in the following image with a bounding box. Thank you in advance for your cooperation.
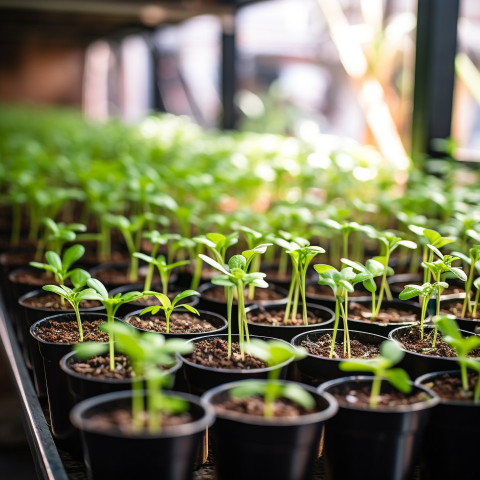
[247,306,328,326]
[186,338,267,370]
[9,270,60,286]
[69,354,135,380]
[126,312,218,334]
[34,319,109,343]
[202,286,285,304]
[85,408,194,435]
[441,300,480,320]
[212,395,315,419]
[421,372,479,402]
[328,382,431,408]
[300,332,381,359]
[394,326,480,357]
[21,293,101,311]
[349,301,419,324]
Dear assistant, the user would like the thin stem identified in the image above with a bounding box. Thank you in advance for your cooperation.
[460,360,469,392]
[131,372,144,432]
[462,261,475,317]
[329,300,340,359]
[473,288,479,318]
[237,282,245,359]
[370,377,382,409]
[300,265,308,325]
[73,303,84,342]
[283,273,297,324]
[226,287,233,358]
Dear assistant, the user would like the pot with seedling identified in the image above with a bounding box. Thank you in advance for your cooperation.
[415,315,480,480]
[124,289,227,339]
[70,323,214,480]
[318,340,439,480]
[201,339,338,480]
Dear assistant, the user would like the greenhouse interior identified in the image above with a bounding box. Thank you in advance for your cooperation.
[1,0,480,479]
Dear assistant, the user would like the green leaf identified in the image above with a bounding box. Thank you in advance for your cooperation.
[179,304,200,316]
[314,264,336,274]
[133,252,154,263]
[228,255,247,271]
[385,369,412,393]
[198,254,229,275]
[282,383,315,409]
[172,289,199,305]
[62,244,85,270]
[70,268,91,289]
[43,284,68,297]
[73,341,108,359]
[380,340,404,365]
[144,291,171,309]
[434,315,462,340]
[448,267,467,282]
[45,251,62,272]
[211,275,235,287]
[86,278,109,300]
[398,284,424,300]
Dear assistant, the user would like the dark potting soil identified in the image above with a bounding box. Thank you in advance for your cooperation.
[349,301,418,324]
[300,332,381,359]
[421,372,479,402]
[306,284,369,298]
[126,312,217,334]
[9,270,59,286]
[22,292,101,310]
[441,300,480,320]
[212,395,315,419]
[202,286,285,304]
[247,306,327,326]
[394,327,480,357]
[85,408,194,435]
[187,338,267,370]
[34,319,109,343]
[328,382,431,408]
[69,354,135,380]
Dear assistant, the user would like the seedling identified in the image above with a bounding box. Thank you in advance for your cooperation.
[42,268,100,341]
[229,339,314,418]
[435,315,480,401]
[339,340,412,408]
[314,264,355,358]
[140,289,200,333]
[74,321,194,432]
[342,258,392,320]
[194,232,239,266]
[199,252,268,358]
[86,278,144,371]
[274,236,325,325]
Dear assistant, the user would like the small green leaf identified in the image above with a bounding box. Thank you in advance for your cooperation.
[380,340,404,365]
[73,341,108,359]
[45,251,62,272]
[385,369,412,393]
[62,244,85,270]
[198,254,229,275]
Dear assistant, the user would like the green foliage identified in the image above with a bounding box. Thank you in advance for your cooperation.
[340,340,411,408]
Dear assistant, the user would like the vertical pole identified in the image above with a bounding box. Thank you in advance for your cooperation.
[411,0,459,164]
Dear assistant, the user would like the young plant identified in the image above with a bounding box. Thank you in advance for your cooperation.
[314,264,355,358]
[140,290,200,334]
[339,340,412,408]
[86,278,144,371]
[274,236,325,325]
[342,258,392,320]
[42,268,100,342]
[199,252,268,359]
[229,339,314,418]
[194,232,239,266]
[73,321,194,432]
[435,315,480,402]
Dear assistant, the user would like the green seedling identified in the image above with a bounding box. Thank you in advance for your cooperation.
[314,264,355,358]
[194,232,239,266]
[133,252,189,295]
[141,289,200,333]
[42,268,100,341]
[342,258,392,320]
[274,236,325,325]
[229,339,314,418]
[199,252,268,359]
[86,278,144,371]
[399,282,447,340]
[339,340,411,408]
[74,321,194,432]
[435,315,480,401]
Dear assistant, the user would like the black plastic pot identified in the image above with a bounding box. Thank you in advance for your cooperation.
[318,375,439,480]
[109,283,199,318]
[290,329,388,386]
[123,308,227,340]
[18,289,104,397]
[347,298,425,336]
[202,379,338,480]
[179,334,295,395]
[30,312,113,446]
[415,370,480,480]
[60,350,183,405]
[245,302,335,341]
[70,389,215,480]
[439,298,480,334]
[388,325,478,378]
[196,282,288,330]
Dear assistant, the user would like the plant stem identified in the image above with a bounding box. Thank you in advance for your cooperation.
[73,304,84,342]
[461,260,475,317]
[370,377,382,409]
[300,265,308,325]
[132,370,143,432]
[420,295,429,341]
[329,300,340,359]
[473,288,479,318]
[339,298,350,358]
[460,359,469,392]
[226,287,233,358]
[237,282,245,359]
[147,374,161,434]
[283,274,296,324]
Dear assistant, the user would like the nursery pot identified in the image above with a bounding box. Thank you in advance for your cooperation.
[60,350,183,405]
[291,329,388,386]
[388,325,479,378]
[415,370,480,480]
[30,312,112,444]
[123,307,227,340]
[18,288,104,397]
[245,302,335,341]
[202,380,338,480]
[180,334,295,395]
[318,375,439,480]
[347,298,425,336]
[439,298,480,334]
[70,389,215,480]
